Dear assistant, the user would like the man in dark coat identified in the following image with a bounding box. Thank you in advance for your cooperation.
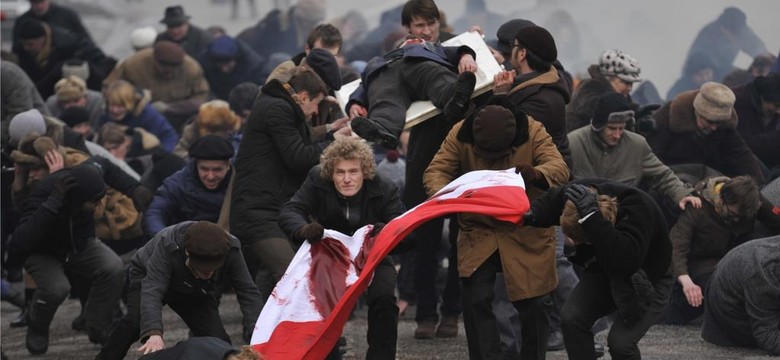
[155,5,213,59]
[96,221,262,360]
[524,180,674,360]
[197,35,264,101]
[143,135,234,236]
[732,73,780,176]
[12,0,93,44]
[279,137,404,360]
[230,67,347,298]
[648,81,766,184]
[702,235,780,355]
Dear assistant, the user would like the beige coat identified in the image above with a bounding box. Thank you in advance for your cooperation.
[424,118,569,301]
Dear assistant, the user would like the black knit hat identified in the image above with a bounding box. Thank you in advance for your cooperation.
[472,105,516,160]
[306,48,342,91]
[17,18,46,40]
[59,106,91,128]
[188,134,234,160]
[515,25,557,63]
[754,73,780,103]
[183,221,232,272]
[591,93,634,131]
[65,163,107,206]
[495,19,535,55]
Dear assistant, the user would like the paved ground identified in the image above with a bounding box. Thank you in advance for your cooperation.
[0,292,774,360]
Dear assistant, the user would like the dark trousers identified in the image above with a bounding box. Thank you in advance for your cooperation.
[663,273,710,325]
[241,236,296,301]
[24,238,123,334]
[367,58,459,136]
[561,269,673,360]
[365,258,399,360]
[461,252,551,360]
[97,268,230,360]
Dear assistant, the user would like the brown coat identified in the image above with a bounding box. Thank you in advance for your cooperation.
[424,117,569,301]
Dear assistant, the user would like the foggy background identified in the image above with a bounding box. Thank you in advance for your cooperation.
[5,0,780,98]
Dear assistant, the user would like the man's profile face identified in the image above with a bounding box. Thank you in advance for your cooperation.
[332,158,364,197]
[196,159,230,190]
[609,77,634,96]
[406,16,439,42]
[695,114,723,135]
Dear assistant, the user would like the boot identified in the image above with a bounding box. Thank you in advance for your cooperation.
[442,71,476,123]
[350,117,400,149]
[435,315,459,338]
[26,301,57,355]
[414,319,437,339]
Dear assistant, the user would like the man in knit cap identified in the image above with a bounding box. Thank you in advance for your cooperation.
[45,75,104,127]
[155,5,213,58]
[647,81,766,184]
[96,221,262,359]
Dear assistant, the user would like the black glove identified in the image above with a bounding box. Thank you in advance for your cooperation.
[52,174,78,201]
[131,186,153,213]
[564,184,598,218]
[296,222,324,243]
[370,222,386,237]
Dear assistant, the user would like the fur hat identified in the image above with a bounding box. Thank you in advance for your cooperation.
[472,105,516,160]
[305,48,342,91]
[693,82,736,122]
[515,25,557,63]
[188,134,234,160]
[8,109,46,147]
[495,19,535,55]
[55,75,87,103]
[130,26,158,50]
[183,221,232,272]
[196,100,241,136]
[153,40,185,66]
[599,49,641,83]
[591,93,634,131]
[61,59,90,81]
[10,134,63,168]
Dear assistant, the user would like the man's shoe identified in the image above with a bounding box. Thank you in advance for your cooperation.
[546,330,565,351]
[26,325,49,355]
[414,320,437,340]
[595,342,606,358]
[10,307,28,328]
[350,117,399,149]
[442,71,477,123]
[435,316,458,338]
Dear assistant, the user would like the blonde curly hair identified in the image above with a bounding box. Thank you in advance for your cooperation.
[319,137,376,180]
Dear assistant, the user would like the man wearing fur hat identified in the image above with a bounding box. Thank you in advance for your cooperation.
[568,92,701,211]
[647,81,766,184]
[732,73,780,177]
[96,221,262,359]
[45,75,104,128]
[523,180,674,360]
[566,49,642,132]
[156,5,213,59]
[424,102,569,359]
[144,135,235,236]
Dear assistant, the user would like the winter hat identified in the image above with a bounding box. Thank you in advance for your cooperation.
[61,59,90,81]
[65,163,107,206]
[188,134,234,160]
[160,5,191,26]
[130,26,158,50]
[208,36,240,62]
[10,134,63,168]
[385,149,400,163]
[515,25,557,63]
[153,40,185,66]
[495,19,535,55]
[305,48,342,91]
[59,106,91,128]
[182,221,232,272]
[591,93,634,131]
[55,75,87,103]
[693,82,736,121]
[754,73,780,103]
[294,0,327,24]
[196,100,242,136]
[599,49,641,83]
[16,18,46,40]
[472,105,516,160]
[8,109,46,147]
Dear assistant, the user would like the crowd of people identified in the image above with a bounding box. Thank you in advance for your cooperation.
[1,0,779,359]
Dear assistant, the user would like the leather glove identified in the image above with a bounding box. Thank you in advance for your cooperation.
[131,186,153,213]
[564,184,598,218]
[296,222,324,244]
[52,173,78,201]
[370,222,386,237]
[515,163,548,189]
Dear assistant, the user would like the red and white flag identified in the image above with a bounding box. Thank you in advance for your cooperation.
[251,169,530,359]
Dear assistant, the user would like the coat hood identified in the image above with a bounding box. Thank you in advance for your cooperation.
[508,66,571,103]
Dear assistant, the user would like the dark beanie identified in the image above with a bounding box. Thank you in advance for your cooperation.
[17,18,47,40]
[66,163,107,206]
[515,25,557,64]
[472,105,516,160]
[188,134,234,160]
[591,93,634,131]
[153,40,185,65]
[59,106,91,128]
[754,73,780,103]
[496,19,536,55]
[208,36,239,62]
[183,221,232,271]
[306,48,342,91]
